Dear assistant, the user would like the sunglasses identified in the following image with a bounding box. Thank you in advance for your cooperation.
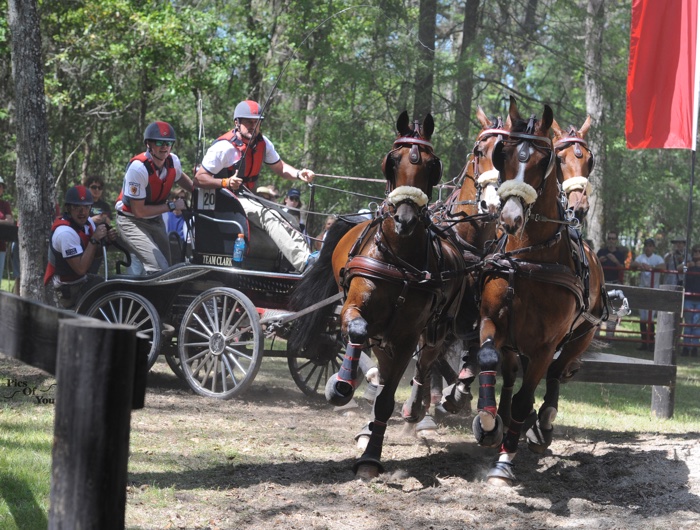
[89,185,103,190]
[153,140,174,147]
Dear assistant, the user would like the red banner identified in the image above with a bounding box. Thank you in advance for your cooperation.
[626,0,700,150]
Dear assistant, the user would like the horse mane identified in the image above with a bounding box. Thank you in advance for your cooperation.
[287,216,363,353]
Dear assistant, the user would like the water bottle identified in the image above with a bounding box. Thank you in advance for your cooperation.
[232,233,246,268]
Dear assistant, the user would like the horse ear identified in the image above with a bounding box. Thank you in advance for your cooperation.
[491,140,505,173]
[551,118,564,139]
[397,111,410,136]
[508,96,520,125]
[422,114,434,140]
[539,105,554,135]
[476,106,490,128]
[578,115,592,138]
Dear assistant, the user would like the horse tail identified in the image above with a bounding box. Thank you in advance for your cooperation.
[287,216,359,352]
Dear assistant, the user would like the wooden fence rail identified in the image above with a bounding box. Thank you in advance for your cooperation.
[577,283,683,418]
[0,291,147,530]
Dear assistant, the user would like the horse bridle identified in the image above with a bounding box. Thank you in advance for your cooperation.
[385,135,443,194]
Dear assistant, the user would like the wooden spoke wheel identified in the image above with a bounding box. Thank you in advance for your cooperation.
[178,288,263,400]
[86,291,162,369]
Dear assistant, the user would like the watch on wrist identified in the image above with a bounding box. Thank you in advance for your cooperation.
[167,201,176,212]
[90,238,100,246]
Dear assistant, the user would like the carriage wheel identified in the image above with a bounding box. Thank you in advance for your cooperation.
[164,350,185,380]
[178,288,263,400]
[286,335,344,399]
[86,291,162,369]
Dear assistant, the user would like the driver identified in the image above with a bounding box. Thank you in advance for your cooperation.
[194,100,315,272]
[44,185,118,308]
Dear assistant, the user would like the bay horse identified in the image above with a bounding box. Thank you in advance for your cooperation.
[473,97,607,486]
[552,116,594,224]
[400,107,509,429]
[289,111,466,479]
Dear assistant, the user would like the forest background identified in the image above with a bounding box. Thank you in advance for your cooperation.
[1,0,696,300]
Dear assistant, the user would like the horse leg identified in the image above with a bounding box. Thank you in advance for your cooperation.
[325,316,367,406]
[526,329,595,453]
[439,339,476,414]
[472,334,504,448]
[354,365,405,480]
[488,358,549,486]
[496,347,519,428]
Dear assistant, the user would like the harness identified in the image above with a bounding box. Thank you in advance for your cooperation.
[214,130,266,190]
[339,204,465,350]
[43,216,94,285]
[118,153,176,212]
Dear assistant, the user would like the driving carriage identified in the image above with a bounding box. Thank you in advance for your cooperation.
[73,178,352,401]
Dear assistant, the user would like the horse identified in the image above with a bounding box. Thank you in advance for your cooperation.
[472,97,607,486]
[289,111,466,479]
[552,116,594,224]
[399,107,509,431]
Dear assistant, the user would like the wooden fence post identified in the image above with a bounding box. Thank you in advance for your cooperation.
[651,284,682,419]
[48,319,137,530]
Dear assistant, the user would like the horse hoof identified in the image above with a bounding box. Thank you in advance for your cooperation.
[355,464,380,481]
[415,415,438,437]
[487,460,516,486]
[526,420,553,454]
[487,476,514,487]
[472,414,503,448]
[325,374,355,406]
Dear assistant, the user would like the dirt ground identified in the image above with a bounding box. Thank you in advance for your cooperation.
[119,360,700,530]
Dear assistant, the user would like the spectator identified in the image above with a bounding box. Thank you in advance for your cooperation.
[682,244,700,357]
[115,121,193,273]
[630,238,666,350]
[282,188,303,226]
[0,176,14,284]
[597,230,627,338]
[194,100,314,272]
[83,175,112,226]
[314,215,336,251]
[256,185,276,201]
[44,185,117,308]
[664,234,686,286]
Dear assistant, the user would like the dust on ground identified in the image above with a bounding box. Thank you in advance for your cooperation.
[123,359,700,530]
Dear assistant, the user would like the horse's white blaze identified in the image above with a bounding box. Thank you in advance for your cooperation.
[501,197,524,226]
[480,183,501,214]
[514,145,534,182]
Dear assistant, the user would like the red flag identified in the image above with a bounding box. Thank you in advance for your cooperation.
[626,0,700,150]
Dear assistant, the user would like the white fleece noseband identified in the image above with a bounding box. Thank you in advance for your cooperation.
[497,180,537,205]
[562,176,591,194]
[477,169,500,187]
[387,185,429,207]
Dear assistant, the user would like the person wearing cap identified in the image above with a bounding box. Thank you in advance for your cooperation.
[282,188,303,223]
[83,175,112,226]
[0,176,15,284]
[663,234,687,286]
[193,100,315,272]
[630,238,666,350]
[44,185,118,308]
[115,121,194,273]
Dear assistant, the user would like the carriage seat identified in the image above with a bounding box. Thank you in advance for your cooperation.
[189,193,295,272]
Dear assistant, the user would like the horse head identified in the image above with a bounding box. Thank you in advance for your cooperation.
[382,110,442,236]
[472,106,511,216]
[552,116,593,223]
[492,96,554,235]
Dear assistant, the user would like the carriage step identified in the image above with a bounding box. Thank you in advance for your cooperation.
[161,324,175,339]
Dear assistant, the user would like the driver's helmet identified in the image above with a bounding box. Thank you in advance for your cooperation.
[233,100,264,121]
[143,121,177,143]
[64,185,93,206]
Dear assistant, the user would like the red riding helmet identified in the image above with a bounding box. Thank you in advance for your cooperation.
[64,185,94,206]
[233,100,264,121]
[143,121,177,143]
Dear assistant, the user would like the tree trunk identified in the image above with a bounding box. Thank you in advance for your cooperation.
[448,0,481,178]
[8,0,55,302]
[413,0,437,121]
[584,0,605,247]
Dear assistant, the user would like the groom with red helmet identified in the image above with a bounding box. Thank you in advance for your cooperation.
[44,185,117,308]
